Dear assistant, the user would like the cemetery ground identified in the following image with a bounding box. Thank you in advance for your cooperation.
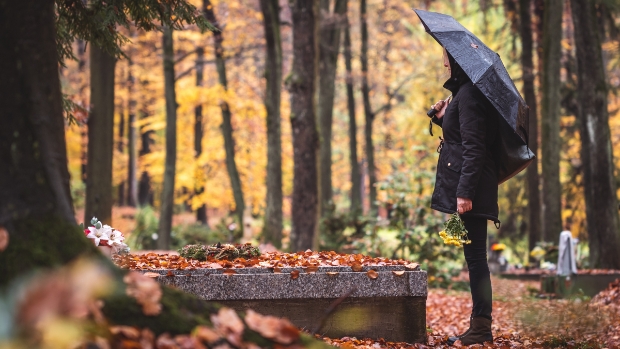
[118,251,620,349]
[4,208,618,349]
[2,237,620,348]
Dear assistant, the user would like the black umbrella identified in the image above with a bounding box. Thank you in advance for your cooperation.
[414,9,534,184]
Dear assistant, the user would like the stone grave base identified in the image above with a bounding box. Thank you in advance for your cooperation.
[541,273,620,297]
[147,266,427,343]
[222,296,426,343]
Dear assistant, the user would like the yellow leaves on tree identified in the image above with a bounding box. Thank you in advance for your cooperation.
[123,271,162,316]
[59,0,547,226]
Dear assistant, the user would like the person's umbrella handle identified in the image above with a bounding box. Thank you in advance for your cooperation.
[427,95,451,118]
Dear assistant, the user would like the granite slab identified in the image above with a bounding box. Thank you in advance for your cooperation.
[151,270,427,300]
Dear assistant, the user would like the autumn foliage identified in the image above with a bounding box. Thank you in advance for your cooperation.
[113,250,420,272]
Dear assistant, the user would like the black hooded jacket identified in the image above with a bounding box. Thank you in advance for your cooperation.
[430,54,500,223]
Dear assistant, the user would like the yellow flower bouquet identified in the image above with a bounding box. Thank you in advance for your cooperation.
[438,213,472,247]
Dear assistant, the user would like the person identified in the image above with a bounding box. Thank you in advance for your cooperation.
[428,48,500,346]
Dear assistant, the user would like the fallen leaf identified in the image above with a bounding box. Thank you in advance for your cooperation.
[124,272,162,316]
[166,271,174,277]
[351,263,363,272]
[405,263,420,270]
[367,269,379,279]
[140,328,155,349]
[290,270,300,280]
[244,309,300,344]
[273,267,282,273]
[223,269,237,276]
[155,333,177,349]
[88,300,105,325]
[392,270,405,277]
[210,307,244,347]
[193,325,221,344]
[326,272,339,277]
[306,266,319,273]
[172,334,197,348]
[144,272,160,278]
[0,227,8,252]
[110,325,140,339]
[341,342,356,349]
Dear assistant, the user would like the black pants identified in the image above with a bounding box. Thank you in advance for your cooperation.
[462,217,492,320]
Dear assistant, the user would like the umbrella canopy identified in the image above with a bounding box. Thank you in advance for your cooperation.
[414,9,534,183]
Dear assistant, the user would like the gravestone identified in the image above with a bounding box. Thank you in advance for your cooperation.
[143,265,427,343]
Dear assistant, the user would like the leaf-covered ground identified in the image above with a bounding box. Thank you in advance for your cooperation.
[321,277,620,349]
[110,252,620,348]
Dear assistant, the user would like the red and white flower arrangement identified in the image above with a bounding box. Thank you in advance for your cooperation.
[84,217,130,255]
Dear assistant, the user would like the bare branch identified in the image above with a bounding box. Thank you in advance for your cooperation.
[372,73,418,116]
[174,49,198,65]
[175,67,195,81]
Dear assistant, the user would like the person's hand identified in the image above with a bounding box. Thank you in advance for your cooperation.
[431,99,450,119]
[457,197,472,214]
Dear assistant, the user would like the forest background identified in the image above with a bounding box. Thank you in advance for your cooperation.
[61,0,620,270]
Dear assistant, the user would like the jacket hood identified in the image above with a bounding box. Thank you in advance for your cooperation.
[443,51,470,94]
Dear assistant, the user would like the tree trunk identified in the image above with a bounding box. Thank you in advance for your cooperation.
[288,0,320,252]
[344,10,361,214]
[540,0,563,243]
[534,0,544,73]
[126,56,138,207]
[85,46,116,225]
[117,102,126,206]
[0,0,91,282]
[203,0,245,225]
[138,82,154,207]
[318,0,347,217]
[79,45,88,186]
[138,122,154,206]
[157,25,178,250]
[360,0,377,215]
[570,0,620,269]
[194,40,208,225]
[519,0,542,258]
[260,0,283,247]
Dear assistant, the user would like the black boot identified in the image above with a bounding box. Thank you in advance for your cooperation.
[459,316,493,345]
[447,316,472,345]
